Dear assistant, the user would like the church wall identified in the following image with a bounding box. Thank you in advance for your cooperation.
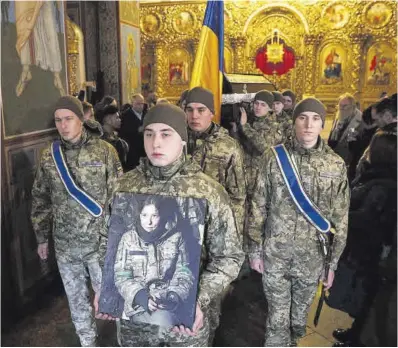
[140,0,397,114]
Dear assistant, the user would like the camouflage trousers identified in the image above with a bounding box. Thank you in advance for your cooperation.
[117,315,210,347]
[57,258,102,347]
[262,258,321,346]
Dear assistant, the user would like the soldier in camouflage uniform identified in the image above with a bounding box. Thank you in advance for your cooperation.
[238,90,275,194]
[247,98,350,346]
[271,91,293,139]
[31,96,122,347]
[97,104,129,171]
[282,89,296,117]
[185,87,246,236]
[108,103,244,347]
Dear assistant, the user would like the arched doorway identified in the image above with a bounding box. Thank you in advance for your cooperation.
[243,4,308,97]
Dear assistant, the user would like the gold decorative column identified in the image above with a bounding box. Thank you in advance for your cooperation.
[154,43,168,97]
[231,36,247,73]
[294,55,305,99]
[349,32,368,97]
[66,18,79,96]
[303,34,322,96]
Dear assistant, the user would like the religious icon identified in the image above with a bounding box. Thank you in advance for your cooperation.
[141,14,160,35]
[126,34,139,93]
[173,12,195,33]
[364,2,393,29]
[169,62,188,84]
[324,48,342,79]
[323,3,350,29]
[15,1,66,97]
[320,45,345,85]
[366,44,394,85]
[169,48,190,84]
[141,55,154,87]
[120,24,141,104]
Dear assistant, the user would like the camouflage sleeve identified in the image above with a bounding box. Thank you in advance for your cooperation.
[168,235,194,302]
[330,166,350,271]
[246,152,272,259]
[114,232,147,317]
[100,144,123,258]
[197,190,244,311]
[240,123,269,155]
[106,144,123,200]
[225,144,247,238]
[31,150,52,244]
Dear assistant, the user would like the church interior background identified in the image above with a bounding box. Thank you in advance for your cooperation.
[1,0,397,333]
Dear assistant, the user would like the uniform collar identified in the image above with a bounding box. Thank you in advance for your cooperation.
[290,135,324,156]
[61,128,88,150]
[146,154,186,180]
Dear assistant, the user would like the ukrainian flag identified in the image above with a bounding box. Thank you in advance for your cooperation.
[190,0,224,123]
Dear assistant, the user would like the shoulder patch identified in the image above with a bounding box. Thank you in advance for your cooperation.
[319,171,340,179]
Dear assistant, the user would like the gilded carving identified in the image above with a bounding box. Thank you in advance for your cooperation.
[154,44,168,97]
[66,18,80,96]
[140,1,397,107]
[349,34,367,94]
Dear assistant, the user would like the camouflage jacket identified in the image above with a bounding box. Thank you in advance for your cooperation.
[247,137,350,271]
[239,112,275,193]
[31,126,122,262]
[187,123,246,236]
[109,156,244,313]
[270,110,293,144]
[102,130,130,172]
[115,226,194,317]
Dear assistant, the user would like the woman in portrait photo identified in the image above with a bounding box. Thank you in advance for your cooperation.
[114,195,195,328]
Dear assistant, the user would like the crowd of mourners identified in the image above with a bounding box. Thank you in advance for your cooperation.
[30,85,396,347]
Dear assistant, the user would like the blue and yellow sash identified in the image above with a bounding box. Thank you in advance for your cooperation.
[51,141,103,217]
[271,144,331,233]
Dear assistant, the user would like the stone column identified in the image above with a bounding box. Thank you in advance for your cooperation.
[98,1,120,101]
[231,36,247,73]
[303,34,322,96]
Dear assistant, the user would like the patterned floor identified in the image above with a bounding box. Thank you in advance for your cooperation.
[2,270,353,347]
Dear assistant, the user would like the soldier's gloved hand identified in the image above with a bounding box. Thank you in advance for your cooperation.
[37,242,49,260]
[172,303,203,336]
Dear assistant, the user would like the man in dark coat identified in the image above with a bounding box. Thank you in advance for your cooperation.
[119,94,147,171]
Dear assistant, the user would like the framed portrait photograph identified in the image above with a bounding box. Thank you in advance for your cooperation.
[99,193,205,330]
